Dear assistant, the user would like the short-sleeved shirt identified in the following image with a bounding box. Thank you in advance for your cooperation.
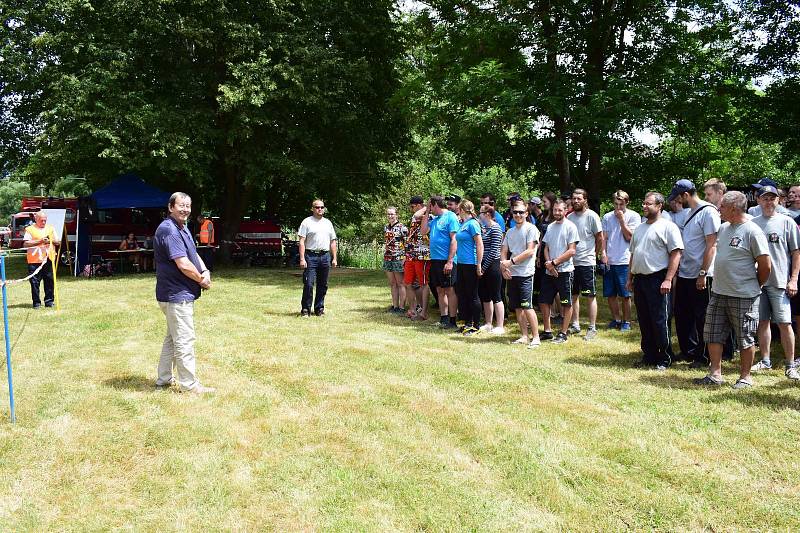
[672,208,690,228]
[429,210,460,261]
[541,219,579,273]
[481,222,503,270]
[405,215,430,261]
[678,202,721,279]
[493,211,506,232]
[748,204,790,217]
[752,213,800,289]
[567,209,602,267]
[154,216,203,303]
[629,217,684,275]
[602,209,640,265]
[298,216,337,251]
[712,221,770,298]
[502,221,540,277]
[383,222,408,261]
[455,218,481,265]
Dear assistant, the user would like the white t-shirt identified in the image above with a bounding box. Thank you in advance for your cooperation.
[567,209,602,267]
[298,216,337,251]
[502,222,540,277]
[748,204,790,217]
[602,209,641,265]
[542,219,579,273]
[713,221,770,298]
[629,217,684,275]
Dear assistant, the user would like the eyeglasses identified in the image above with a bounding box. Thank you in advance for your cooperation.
[512,210,526,215]
[313,206,325,209]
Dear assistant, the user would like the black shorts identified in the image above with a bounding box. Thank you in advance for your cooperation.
[571,265,597,296]
[478,259,503,303]
[507,275,534,311]
[430,259,456,288]
[539,270,574,306]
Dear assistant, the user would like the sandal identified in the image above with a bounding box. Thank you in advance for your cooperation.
[694,374,725,386]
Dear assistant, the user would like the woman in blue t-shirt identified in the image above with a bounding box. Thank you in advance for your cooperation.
[455,199,484,335]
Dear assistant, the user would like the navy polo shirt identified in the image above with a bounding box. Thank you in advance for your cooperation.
[154,216,203,303]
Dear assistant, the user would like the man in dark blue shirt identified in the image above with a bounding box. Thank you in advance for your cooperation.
[154,192,214,394]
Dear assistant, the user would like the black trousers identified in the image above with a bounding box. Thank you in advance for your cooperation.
[198,246,214,271]
[29,261,54,307]
[633,270,674,367]
[456,264,481,327]
[301,252,330,312]
[674,276,710,363]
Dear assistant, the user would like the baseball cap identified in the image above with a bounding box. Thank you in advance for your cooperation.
[529,197,542,205]
[667,179,696,202]
[757,185,779,197]
[409,195,424,205]
[752,177,778,189]
[445,194,461,204]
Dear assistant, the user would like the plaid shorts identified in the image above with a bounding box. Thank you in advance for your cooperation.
[703,293,760,350]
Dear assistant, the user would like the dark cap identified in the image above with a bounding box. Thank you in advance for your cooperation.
[667,179,696,202]
[753,177,778,189]
[409,195,424,205]
[529,196,542,205]
[445,194,461,204]
[757,185,779,197]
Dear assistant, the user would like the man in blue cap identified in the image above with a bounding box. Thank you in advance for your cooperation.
[748,178,790,217]
[668,179,721,367]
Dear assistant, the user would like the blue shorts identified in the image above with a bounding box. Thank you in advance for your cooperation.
[603,264,630,298]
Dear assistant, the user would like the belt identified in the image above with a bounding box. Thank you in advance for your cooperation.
[306,250,329,255]
[633,269,667,278]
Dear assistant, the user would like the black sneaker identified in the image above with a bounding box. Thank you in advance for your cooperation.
[314,308,325,316]
[300,309,310,318]
[552,332,568,344]
[540,331,554,341]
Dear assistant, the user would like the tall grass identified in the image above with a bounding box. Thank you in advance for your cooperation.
[337,239,383,269]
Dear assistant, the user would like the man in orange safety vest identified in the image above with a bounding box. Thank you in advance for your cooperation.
[195,213,215,271]
[23,212,60,308]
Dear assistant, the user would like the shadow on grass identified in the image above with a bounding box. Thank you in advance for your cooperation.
[564,349,642,370]
[214,266,386,289]
[103,374,155,392]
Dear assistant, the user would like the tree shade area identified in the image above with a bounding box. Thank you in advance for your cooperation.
[1,0,798,231]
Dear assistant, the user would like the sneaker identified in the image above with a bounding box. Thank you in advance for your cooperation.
[527,337,541,349]
[694,374,725,386]
[436,320,449,328]
[478,324,493,333]
[512,337,529,345]
[540,331,554,341]
[441,322,457,330]
[620,322,632,332]
[567,323,581,335]
[183,385,216,394]
[552,332,568,344]
[654,364,668,372]
[732,379,753,390]
[457,325,467,333]
[155,379,175,388]
[786,366,800,380]
[490,326,506,335]
[751,360,772,372]
[607,319,621,329]
[300,309,310,318]
[584,328,598,341]
[463,326,480,336]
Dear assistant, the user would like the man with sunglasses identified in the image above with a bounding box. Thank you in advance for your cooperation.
[298,199,338,317]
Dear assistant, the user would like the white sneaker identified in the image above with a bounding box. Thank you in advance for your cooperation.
[479,324,493,332]
[512,337,528,344]
[527,337,541,349]
[491,327,506,335]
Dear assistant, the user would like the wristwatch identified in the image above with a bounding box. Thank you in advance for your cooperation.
[698,269,707,277]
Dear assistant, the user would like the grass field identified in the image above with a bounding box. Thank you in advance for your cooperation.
[0,257,799,531]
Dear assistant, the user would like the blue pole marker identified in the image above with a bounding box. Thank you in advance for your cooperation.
[1,254,15,423]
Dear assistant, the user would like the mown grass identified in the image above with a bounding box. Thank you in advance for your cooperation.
[0,255,799,531]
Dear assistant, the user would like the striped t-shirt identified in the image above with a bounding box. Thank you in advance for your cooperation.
[481,223,503,270]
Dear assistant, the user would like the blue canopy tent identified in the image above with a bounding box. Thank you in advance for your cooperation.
[75,174,171,274]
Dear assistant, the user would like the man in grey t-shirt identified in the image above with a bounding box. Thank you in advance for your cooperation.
[668,179,721,367]
[750,186,800,379]
[567,189,604,340]
[696,191,771,389]
[540,199,579,344]
[298,199,338,317]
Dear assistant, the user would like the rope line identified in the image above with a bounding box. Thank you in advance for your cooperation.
[0,244,55,287]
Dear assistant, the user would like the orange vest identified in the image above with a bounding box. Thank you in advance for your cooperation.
[26,225,56,264]
[199,219,215,244]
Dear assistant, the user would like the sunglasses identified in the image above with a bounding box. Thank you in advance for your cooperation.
[313,206,325,209]
[512,210,527,215]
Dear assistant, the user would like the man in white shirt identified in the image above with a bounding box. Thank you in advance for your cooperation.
[298,199,338,317]
[540,199,579,344]
[668,179,720,368]
[626,192,684,370]
[601,190,640,331]
[567,189,603,340]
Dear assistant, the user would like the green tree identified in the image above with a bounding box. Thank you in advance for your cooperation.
[0,179,31,225]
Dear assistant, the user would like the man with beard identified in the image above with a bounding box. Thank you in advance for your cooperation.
[567,189,604,340]
[626,192,684,370]
[668,179,720,367]
[748,178,790,217]
[750,186,800,379]
[601,190,640,331]
[695,191,771,388]
[540,199,579,344]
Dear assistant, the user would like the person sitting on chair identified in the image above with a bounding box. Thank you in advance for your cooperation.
[119,232,145,272]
